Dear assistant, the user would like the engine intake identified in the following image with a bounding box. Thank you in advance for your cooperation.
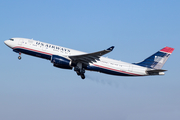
[51,55,72,69]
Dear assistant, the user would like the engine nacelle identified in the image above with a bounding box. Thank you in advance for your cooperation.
[51,55,72,69]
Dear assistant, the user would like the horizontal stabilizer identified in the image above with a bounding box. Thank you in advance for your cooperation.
[147,69,167,72]
[146,69,167,75]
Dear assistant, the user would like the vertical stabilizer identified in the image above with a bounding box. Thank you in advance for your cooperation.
[135,47,174,69]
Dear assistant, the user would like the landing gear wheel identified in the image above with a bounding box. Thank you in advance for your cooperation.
[74,64,86,79]
[18,56,21,60]
[81,74,85,79]
[80,68,85,74]
[76,71,81,76]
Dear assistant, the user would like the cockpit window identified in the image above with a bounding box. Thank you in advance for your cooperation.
[10,39,14,41]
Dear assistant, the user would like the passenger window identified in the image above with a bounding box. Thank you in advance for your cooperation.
[45,44,48,48]
[60,48,64,52]
[36,42,40,45]
[56,47,60,50]
[52,46,55,49]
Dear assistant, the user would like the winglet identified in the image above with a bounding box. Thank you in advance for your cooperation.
[107,46,114,51]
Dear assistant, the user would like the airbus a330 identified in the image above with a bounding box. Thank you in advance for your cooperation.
[4,38,174,79]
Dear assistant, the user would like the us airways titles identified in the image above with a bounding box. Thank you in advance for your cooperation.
[35,41,71,53]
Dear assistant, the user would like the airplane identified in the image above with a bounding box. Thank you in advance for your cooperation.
[4,38,174,79]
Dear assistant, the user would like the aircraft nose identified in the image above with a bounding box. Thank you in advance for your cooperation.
[4,40,12,48]
[4,40,8,45]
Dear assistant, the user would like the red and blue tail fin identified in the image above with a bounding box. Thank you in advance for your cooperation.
[134,47,174,69]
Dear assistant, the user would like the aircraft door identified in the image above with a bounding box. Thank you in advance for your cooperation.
[128,65,133,72]
[18,39,24,45]
[42,46,46,51]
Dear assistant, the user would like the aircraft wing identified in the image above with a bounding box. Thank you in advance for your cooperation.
[69,46,114,64]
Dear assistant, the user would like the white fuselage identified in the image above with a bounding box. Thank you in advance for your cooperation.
[5,38,148,76]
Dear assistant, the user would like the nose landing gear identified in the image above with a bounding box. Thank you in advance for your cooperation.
[18,53,21,60]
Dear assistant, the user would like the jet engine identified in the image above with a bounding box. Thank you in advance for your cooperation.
[51,55,73,69]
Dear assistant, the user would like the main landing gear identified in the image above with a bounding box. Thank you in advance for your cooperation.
[18,53,21,60]
[74,63,86,79]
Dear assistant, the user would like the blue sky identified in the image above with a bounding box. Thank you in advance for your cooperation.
[0,0,180,120]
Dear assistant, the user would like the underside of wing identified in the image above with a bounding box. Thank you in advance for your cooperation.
[69,46,114,65]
